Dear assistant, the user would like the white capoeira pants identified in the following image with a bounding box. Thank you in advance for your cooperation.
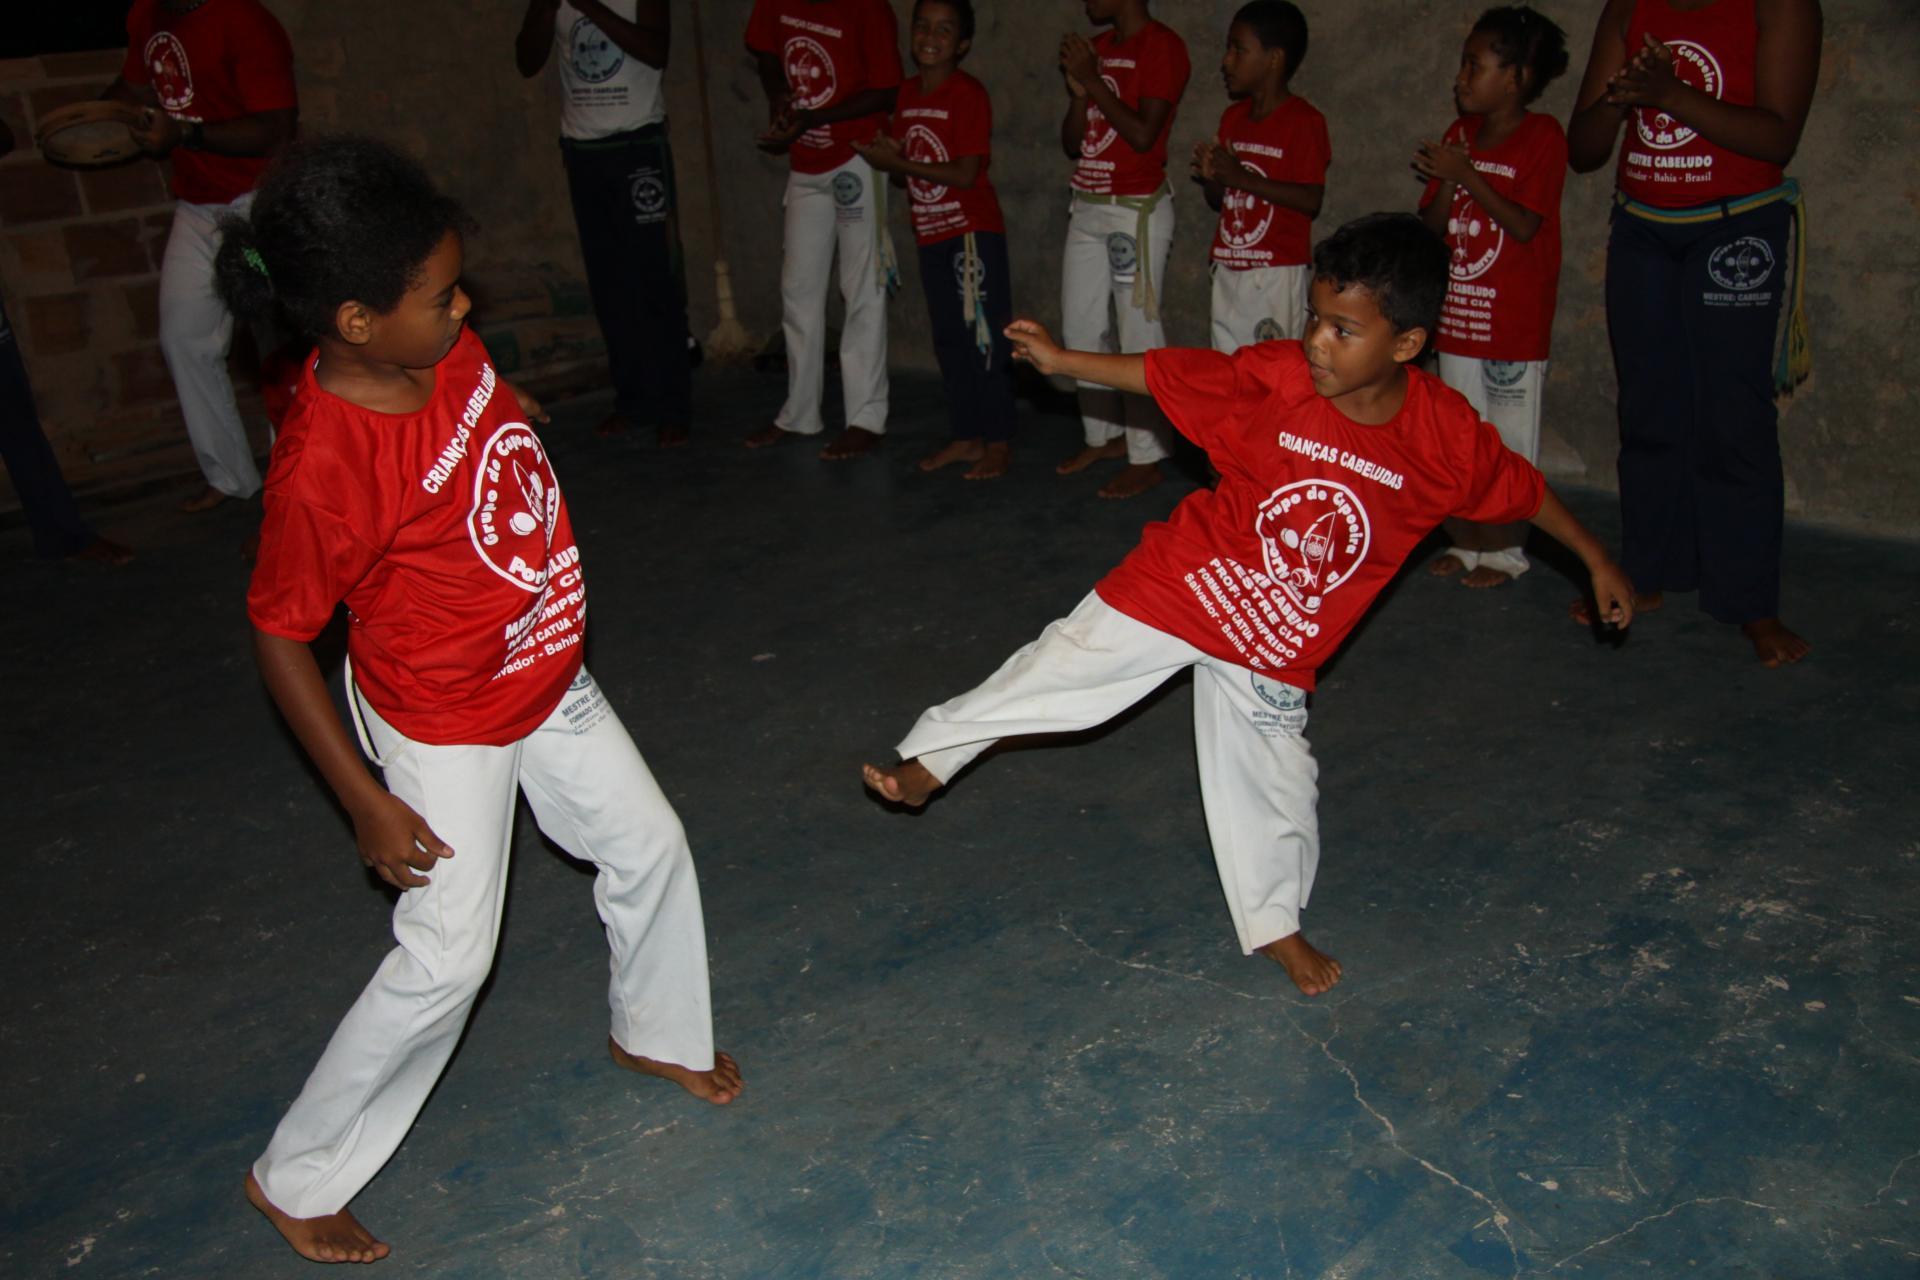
[160,194,261,499]
[775,155,889,438]
[252,669,717,1219]
[897,593,1320,954]
[1209,263,1310,353]
[1436,353,1548,577]
[1060,190,1175,465]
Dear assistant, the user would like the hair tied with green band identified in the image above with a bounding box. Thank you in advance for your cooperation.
[243,247,271,281]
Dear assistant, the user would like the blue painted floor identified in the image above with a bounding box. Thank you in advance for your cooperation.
[3,367,1917,1279]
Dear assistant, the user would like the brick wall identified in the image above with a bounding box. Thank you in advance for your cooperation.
[0,49,225,504]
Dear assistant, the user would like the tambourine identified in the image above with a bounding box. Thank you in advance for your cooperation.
[35,101,147,169]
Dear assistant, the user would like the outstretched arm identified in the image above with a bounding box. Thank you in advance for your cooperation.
[1530,486,1635,626]
[1005,319,1149,395]
[254,630,454,889]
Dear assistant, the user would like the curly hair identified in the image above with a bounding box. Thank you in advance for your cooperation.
[213,135,473,341]
[1311,213,1450,346]
[1471,5,1571,104]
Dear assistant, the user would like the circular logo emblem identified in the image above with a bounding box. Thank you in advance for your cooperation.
[1253,317,1284,343]
[1254,480,1370,615]
[783,36,838,110]
[1635,40,1722,150]
[1707,236,1775,291]
[468,423,561,593]
[144,32,194,112]
[952,248,986,294]
[1446,187,1502,281]
[569,17,625,83]
[568,668,593,693]
[1078,75,1124,158]
[1250,672,1306,711]
[629,171,667,218]
[1483,359,1527,388]
[1105,232,1137,276]
[903,123,950,205]
[1219,160,1275,250]
[832,170,864,207]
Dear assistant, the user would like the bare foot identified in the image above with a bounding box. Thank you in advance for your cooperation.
[608,1037,743,1104]
[1427,553,1467,578]
[743,424,791,449]
[920,439,984,473]
[1460,565,1513,589]
[1742,618,1811,667]
[1258,931,1343,997]
[964,441,1010,481]
[820,426,881,460]
[1055,439,1126,475]
[594,412,632,439]
[658,423,689,449]
[180,485,228,513]
[245,1170,389,1264]
[1098,462,1162,500]
[861,759,940,809]
[68,537,134,566]
[1569,591,1662,625]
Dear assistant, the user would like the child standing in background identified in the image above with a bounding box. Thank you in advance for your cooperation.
[855,0,1017,480]
[1193,1,1329,352]
[1415,5,1570,588]
[746,0,903,459]
[1056,0,1191,500]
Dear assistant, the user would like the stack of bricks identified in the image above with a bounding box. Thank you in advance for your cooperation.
[0,48,265,509]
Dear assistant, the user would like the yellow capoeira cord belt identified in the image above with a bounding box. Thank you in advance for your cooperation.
[1616,178,1811,394]
[872,176,901,298]
[1074,186,1167,324]
[961,232,992,364]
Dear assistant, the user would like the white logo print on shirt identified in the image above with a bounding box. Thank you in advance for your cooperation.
[144,32,194,112]
[903,123,950,204]
[1219,159,1275,249]
[1079,75,1124,158]
[469,423,562,592]
[783,36,838,109]
[1254,480,1370,615]
[1636,41,1722,150]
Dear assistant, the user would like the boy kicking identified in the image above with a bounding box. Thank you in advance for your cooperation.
[864,213,1632,995]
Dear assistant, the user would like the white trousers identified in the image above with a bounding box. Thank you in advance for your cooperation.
[1060,192,1175,464]
[160,194,261,498]
[776,156,889,437]
[897,593,1320,953]
[1437,353,1549,577]
[1209,263,1310,353]
[253,669,717,1218]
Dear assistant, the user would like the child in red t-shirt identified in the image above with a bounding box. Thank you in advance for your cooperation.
[217,138,741,1266]
[864,214,1633,997]
[1056,0,1191,499]
[1192,1,1329,352]
[853,0,1016,480]
[1414,6,1571,587]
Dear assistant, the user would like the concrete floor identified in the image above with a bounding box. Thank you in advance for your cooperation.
[3,366,1918,1279]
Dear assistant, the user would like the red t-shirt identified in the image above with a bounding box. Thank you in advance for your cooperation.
[1070,21,1191,196]
[1096,343,1544,690]
[745,0,903,175]
[887,70,1003,245]
[1617,0,1781,206]
[120,0,295,206]
[1419,112,1567,362]
[248,330,587,747]
[1209,95,1330,270]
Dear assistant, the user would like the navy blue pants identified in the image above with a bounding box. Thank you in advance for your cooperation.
[0,296,95,558]
[1606,198,1791,623]
[918,232,1015,443]
[561,125,692,429]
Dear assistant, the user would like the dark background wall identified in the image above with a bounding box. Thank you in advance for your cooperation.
[2,1,1914,536]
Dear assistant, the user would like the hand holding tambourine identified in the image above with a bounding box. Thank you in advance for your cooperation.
[35,101,149,168]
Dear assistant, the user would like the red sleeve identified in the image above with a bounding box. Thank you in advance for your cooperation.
[862,0,904,91]
[1452,414,1546,524]
[120,1,154,85]
[227,3,297,114]
[744,0,779,54]
[1509,115,1568,221]
[247,496,383,642]
[1277,103,1330,185]
[952,78,991,158]
[1135,24,1190,106]
[1144,344,1301,451]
